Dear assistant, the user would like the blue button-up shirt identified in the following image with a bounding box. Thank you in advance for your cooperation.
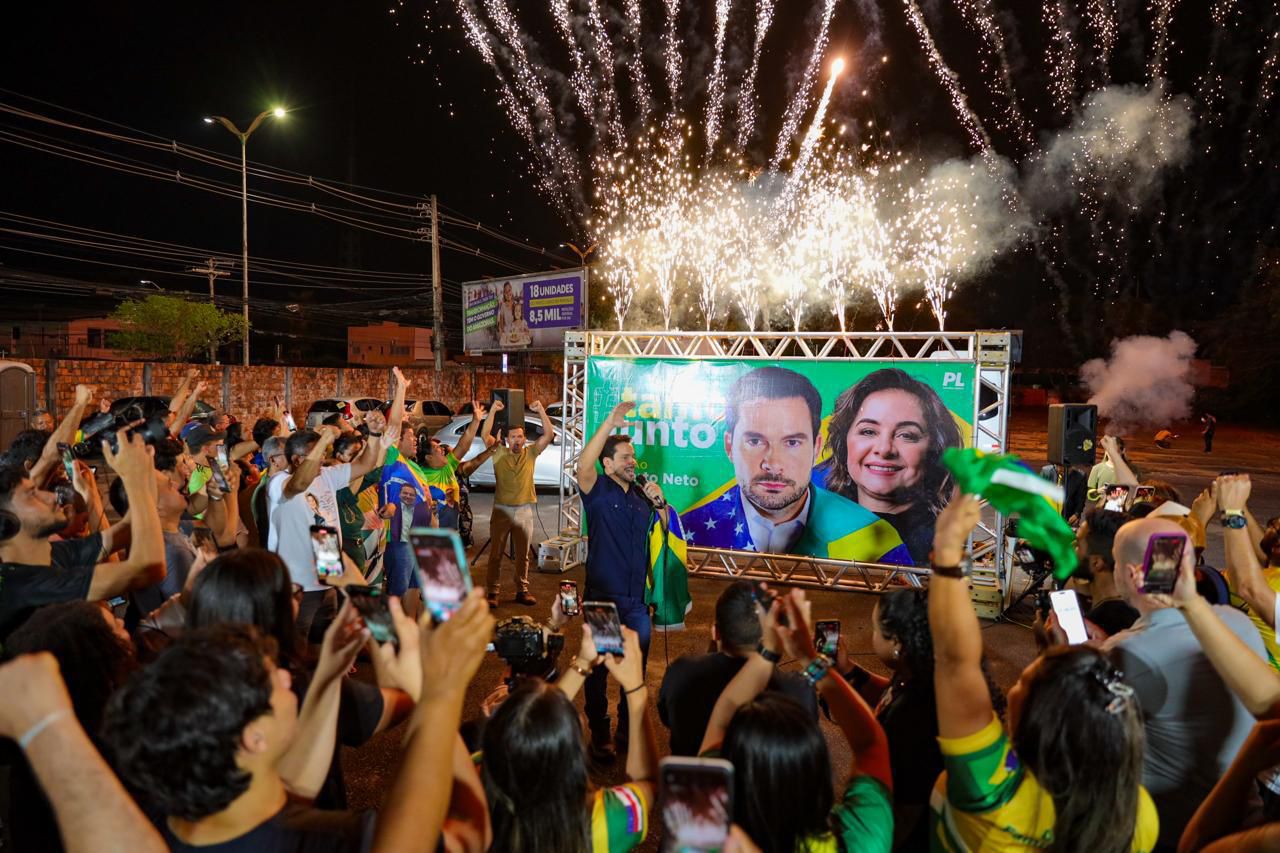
[581,474,652,600]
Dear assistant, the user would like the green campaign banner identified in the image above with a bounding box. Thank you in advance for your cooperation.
[585,356,977,566]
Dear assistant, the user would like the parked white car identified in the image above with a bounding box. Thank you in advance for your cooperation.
[429,414,563,488]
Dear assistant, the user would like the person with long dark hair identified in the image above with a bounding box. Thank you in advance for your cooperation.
[186,548,420,809]
[929,494,1157,851]
[474,623,658,852]
[836,588,1005,849]
[4,601,139,851]
[699,587,895,852]
[817,368,963,564]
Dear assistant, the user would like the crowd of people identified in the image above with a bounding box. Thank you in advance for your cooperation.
[1,367,1279,853]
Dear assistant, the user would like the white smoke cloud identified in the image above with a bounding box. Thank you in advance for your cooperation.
[1024,83,1195,213]
[1081,330,1198,432]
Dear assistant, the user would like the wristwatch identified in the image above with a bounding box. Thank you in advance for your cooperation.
[930,559,970,579]
[1221,510,1248,529]
[802,655,833,687]
[757,644,782,664]
[570,658,593,677]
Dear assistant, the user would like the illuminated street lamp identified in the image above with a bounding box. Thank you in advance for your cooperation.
[204,107,286,365]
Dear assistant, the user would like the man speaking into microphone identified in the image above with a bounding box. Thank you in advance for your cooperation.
[576,400,668,763]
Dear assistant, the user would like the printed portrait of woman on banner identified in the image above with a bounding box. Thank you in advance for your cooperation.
[815,367,963,564]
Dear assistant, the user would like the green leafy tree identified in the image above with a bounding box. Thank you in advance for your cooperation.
[109,294,244,361]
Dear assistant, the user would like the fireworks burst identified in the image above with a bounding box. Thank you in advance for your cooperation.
[419,0,1276,345]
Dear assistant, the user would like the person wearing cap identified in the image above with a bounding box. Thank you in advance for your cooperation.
[183,424,241,547]
[184,423,226,507]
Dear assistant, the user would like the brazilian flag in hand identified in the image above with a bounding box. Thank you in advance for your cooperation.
[942,447,1079,580]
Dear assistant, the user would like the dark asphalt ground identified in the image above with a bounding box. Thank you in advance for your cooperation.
[341,409,1280,848]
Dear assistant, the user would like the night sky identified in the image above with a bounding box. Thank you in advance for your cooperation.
[3,2,1277,365]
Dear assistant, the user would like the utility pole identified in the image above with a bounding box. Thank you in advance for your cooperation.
[431,194,444,371]
[190,258,230,363]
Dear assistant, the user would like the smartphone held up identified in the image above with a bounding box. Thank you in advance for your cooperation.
[410,527,472,623]
[814,620,840,657]
[1141,533,1186,596]
[343,585,398,645]
[583,600,625,657]
[310,525,343,579]
[660,757,734,853]
[559,580,580,617]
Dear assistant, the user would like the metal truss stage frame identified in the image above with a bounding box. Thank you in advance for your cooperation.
[555,330,1019,597]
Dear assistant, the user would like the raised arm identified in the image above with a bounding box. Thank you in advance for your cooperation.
[168,368,198,412]
[1219,475,1275,628]
[1179,718,1280,853]
[777,592,892,790]
[458,443,498,480]
[576,401,634,495]
[479,399,502,447]
[530,400,556,453]
[30,384,94,487]
[375,589,494,853]
[168,380,207,438]
[87,431,165,601]
[699,595,784,755]
[349,427,389,481]
[451,402,487,460]
[0,654,165,853]
[1098,436,1139,490]
[606,626,659,797]
[282,427,338,499]
[384,367,410,449]
[1153,550,1280,717]
[279,599,368,799]
[558,617,600,702]
[929,494,994,740]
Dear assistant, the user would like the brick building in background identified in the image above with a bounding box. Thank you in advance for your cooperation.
[347,322,433,367]
[0,317,141,361]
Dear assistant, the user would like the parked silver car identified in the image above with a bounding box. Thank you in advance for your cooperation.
[429,414,563,488]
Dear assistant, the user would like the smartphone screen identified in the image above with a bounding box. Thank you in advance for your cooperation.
[215,445,230,469]
[344,585,397,645]
[1134,486,1155,503]
[208,457,230,492]
[1102,483,1130,512]
[814,620,840,656]
[1142,533,1186,595]
[1049,590,1089,644]
[583,601,625,657]
[310,525,343,579]
[560,580,580,617]
[659,757,734,853]
[57,442,75,482]
[409,527,472,623]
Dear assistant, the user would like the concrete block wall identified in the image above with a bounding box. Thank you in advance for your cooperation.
[21,358,562,425]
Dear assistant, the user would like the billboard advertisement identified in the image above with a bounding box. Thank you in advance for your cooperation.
[585,357,978,566]
[462,269,585,353]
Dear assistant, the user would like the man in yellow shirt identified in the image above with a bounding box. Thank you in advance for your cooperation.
[482,398,555,608]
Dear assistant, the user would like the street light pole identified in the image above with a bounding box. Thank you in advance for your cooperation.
[205,107,285,365]
[239,135,249,366]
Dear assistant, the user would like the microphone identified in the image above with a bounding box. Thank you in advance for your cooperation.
[635,473,666,509]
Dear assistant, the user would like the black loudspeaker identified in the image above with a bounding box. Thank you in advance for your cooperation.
[1047,404,1098,466]
[492,388,525,430]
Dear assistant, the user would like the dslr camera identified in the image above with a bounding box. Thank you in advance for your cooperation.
[492,616,564,679]
[73,405,170,459]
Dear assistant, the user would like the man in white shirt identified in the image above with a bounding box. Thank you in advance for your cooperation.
[267,425,385,641]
